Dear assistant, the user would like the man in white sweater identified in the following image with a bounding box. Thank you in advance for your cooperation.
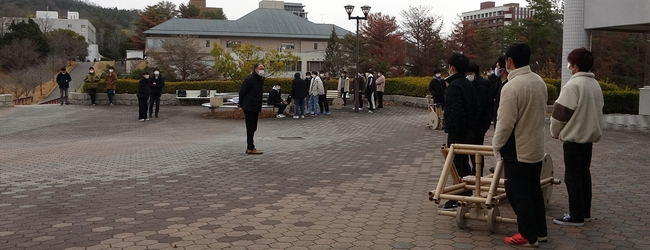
[493,43,548,247]
[551,48,604,226]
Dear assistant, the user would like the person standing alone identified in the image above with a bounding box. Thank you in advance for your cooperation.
[56,67,71,105]
[239,63,265,154]
[137,72,150,122]
[551,47,603,226]
[105,67,118,106]
[375,71,386,109]
[149,68,164,118]
[84,67,101,106]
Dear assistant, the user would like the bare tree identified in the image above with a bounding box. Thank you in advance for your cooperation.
[47,29,89,61]
[0,39,41,71]
[34,17,54,34]
[148,35,217,81]
[400,6,446,76]
[5,65,48,98]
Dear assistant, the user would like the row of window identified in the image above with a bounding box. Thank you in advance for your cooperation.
[465,11,505,21]
[471,18,504,26]
[67,24,87,32]
[149,39,320,51]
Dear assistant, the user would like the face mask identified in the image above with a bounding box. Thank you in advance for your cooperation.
[154,71,159,75]
[466,75,475,82]
[489,70,494,75]
[320,74,324,77]
[505,61,513,73]
[435,73,441,78]
[89,70,94,74]
[495,68,501,77]
[306,75,311,79]
[567,63,571,71]
[144,75,149,79]
[365,73,370,77]
[257,70,265,77]
[109,69,114,73]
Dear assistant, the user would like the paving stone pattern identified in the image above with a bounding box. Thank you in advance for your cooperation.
[1,104,649,250]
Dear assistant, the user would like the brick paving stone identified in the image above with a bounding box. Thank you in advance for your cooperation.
[0,105,649,249]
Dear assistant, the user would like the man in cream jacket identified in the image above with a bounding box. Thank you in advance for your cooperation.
[550,48,603,226]
[493,43,548,247]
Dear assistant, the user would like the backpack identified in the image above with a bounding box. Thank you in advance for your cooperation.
[199,89,209,97]
[177,90,187,97]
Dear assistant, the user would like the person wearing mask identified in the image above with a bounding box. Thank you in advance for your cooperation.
[105,67,118,106]
[487,65,498,84]
[440,53,477,210]
[337,71,350,107]
[318,71,330,115]
[83,67,101,106]
[351,73,365,110]
[429,69,446,110]
[56,67,71,105]
[376,71,386,109]
[137,72,150,122]
[268,83,287,118]
[307,71,323,116]
[467,63,493,176]
[239,63,265,155]
[492,56,509,128]
[494,43,548,247]
[364,69,376,113]
[291,72,308,119]
[551,48,603,226]
[149,68,165,118]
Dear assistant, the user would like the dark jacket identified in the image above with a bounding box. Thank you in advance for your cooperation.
[137,77,150,99]
[352,76,365,93]
[56,72,71,89]
[444,73,478,135]
[364,75,376,96]
[290,77,308,99]
[472,76,494,134]
[268,88,283,105]
[428,77,446,104]
[239,72,264,112]
[492,78,508,123]
[322,77,329,95]
[149,75,165,97]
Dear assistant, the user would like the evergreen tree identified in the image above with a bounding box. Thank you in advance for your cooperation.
[0,19,49,56]
[179,2,202,18]
[130,1,177,50]
[323,28,348,76]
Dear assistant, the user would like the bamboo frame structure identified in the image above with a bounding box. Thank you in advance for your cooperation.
[429,143,561,233]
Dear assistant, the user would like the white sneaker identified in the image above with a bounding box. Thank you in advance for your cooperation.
[138,119,145,122]
[368,110,373,113]
[276,114,285,118]
[293,115,299,119]
[300,115,305,119]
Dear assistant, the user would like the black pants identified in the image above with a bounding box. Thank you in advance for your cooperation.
[365,92,375,111]
[149,96,160,116]
[273,103,287,114]
[318,95,329,113]
[563,142,593,220]
[504,160,547,243]
[138,97,148,119]
[470,131,486,176]
[377,91,384,108]
[88,88,97,104]
[447,131,474,178]
[356,91,363,109]
[244,110,259,150]
[59,88,69,104]
[340,89,347,106]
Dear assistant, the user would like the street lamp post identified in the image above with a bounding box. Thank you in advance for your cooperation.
[344,4,371,113]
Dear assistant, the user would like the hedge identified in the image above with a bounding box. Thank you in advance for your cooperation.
[79,76,639,114]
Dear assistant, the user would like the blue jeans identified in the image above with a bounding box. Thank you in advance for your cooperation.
[307,95,320,114]
[294,98,305,116]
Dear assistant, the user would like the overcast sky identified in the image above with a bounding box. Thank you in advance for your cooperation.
[88,0,529,35]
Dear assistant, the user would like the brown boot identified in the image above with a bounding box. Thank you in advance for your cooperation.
[246,149,263,155]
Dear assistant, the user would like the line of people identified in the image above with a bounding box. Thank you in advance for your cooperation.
[435,43,603,247]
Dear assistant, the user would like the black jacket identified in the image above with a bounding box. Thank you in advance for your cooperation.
[365,75,376,95]
[290,77,308,99]
[149,76,165,97]
[352,76,365,93]
[137,77,150,99]
[56,72,71,89]
[268,89,283,105]
[444,73,478,134]
[239,72,264,112]
[492,78,508,123]
[428,77,446,104]
[472,76,494,134]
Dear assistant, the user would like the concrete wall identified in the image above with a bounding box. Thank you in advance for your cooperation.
[0,94,13,107]
[584,0,650,31]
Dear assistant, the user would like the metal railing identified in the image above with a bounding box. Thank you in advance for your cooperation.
[12,96,33,105]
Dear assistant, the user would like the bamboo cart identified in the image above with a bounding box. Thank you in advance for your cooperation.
[429,144,561,232]
[425,95,444,130]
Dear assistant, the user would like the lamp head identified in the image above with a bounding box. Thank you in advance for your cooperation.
[344,5,354,18]
[361,5,371,17]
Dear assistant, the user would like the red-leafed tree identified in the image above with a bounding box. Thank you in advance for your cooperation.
[361,12,407,76]
[445,15,478,62]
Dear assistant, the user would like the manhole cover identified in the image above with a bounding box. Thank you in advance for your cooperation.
[277,137,305,140]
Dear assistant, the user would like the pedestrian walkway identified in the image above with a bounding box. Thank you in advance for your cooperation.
[0,105,648,249]
[40,62,95,104]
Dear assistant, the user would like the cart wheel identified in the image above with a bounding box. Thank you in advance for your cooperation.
[487,206,500,233]
[541,154,554,208]
[332,98,344,110]
[428,112,439,130]
[456,204,470,229]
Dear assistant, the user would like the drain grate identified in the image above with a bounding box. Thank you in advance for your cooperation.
[277,137,305,140]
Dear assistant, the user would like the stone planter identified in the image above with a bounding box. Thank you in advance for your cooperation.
[0,94,13,107]
[69,92,181,106]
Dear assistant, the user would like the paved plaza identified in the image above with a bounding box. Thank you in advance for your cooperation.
[0,104,649,250]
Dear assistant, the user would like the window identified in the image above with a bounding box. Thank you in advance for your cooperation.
[284,61,302,71]
[67,24,72,29]
[146,38,163,49]
[81,25,86,32]
[206,40,210,47]
[314,43,318,50]
[280,42,295,50]
[226,41,241,48]
[307,61,323,72]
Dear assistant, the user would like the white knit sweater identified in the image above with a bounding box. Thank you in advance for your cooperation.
[550,72,604,143]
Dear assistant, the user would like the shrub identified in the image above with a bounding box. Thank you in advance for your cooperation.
[602,90,639,114]
[384,77,431,97]
[546,84,558,105]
